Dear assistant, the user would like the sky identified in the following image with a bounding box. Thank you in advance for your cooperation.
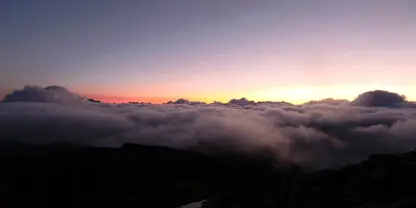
[1,0,416,103]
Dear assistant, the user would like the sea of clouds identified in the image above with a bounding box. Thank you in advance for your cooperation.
[1,85,416,168]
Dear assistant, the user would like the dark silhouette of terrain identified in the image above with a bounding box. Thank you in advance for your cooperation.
[1,143,416,207]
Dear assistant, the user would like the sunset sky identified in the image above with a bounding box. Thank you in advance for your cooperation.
[1,0,416,103]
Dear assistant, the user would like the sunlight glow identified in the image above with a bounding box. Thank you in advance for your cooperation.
[245,85,416,104]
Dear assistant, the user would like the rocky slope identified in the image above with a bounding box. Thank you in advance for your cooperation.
[1,143,416,207]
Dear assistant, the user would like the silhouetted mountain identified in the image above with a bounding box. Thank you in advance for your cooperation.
[228,98,256,106]
[128,101,152,105]
[2,143,416,207]
[87,98,101,103]
[167,98,190,104]
[304,98,349,105]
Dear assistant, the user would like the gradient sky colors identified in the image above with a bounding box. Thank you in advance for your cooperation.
[1,0,416,103]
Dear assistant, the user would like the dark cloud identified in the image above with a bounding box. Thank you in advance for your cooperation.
[352,90,406,107]
[2,86,416,168]
[2,86,86,103]
[0,102,133,145]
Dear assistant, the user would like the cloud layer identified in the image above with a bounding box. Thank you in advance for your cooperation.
[2,86,416,168]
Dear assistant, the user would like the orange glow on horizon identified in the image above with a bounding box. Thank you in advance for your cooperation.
[81,84,416,104]
[86,95,229,104]
[84,94,173,104]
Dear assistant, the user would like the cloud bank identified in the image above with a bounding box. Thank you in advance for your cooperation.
[352,90,407,107]
[1,86,416,168]
[2,85,86,103]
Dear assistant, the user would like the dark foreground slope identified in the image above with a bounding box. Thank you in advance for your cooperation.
[201,153,416,207]
[0,143,294,208]
[1,143,416,207]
